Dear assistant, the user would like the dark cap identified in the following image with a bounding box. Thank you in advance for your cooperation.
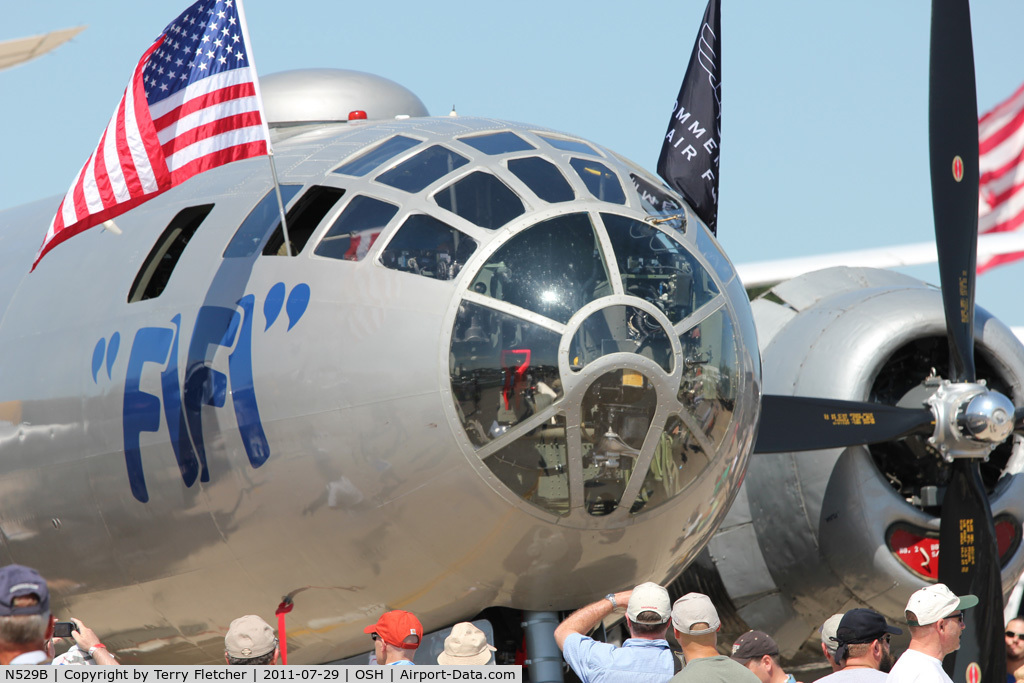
[0,565,49,617]
[730,630,780,660]
[836,608,902,644]
[835,608,902,663]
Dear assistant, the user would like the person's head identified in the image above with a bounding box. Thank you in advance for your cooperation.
[834,608,901,672]
[731,630,783,683]
[671,592,720,650]
[625,582,671,638]
[904,583,978,657]
[820,613,843,671]
[364,610,422,664]
[0,564,50,649]
[224,615,278,665]
[437,622,496,665]
[1006,617,1024,661]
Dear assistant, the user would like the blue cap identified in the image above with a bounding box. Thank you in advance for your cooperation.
[0,565,49,616]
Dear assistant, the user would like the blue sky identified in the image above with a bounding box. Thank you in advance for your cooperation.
[4,0,1024,327]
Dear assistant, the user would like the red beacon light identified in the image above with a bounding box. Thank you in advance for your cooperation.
[348,110,368,123]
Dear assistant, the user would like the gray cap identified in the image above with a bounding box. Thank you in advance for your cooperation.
[671,592,721,635]
[820,613,844,655]
[225,615,276,659]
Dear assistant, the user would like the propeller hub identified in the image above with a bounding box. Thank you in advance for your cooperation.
[962,389,1016,443]
[926,380,997,461]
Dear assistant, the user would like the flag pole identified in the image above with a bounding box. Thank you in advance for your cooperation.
[235,0,292,256]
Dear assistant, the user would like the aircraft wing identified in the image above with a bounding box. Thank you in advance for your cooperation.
[0,26,85,72]
[736,229,1024,288]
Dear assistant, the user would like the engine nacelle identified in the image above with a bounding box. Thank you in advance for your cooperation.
[701,267,1024,655]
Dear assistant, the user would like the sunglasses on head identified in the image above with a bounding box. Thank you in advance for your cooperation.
[1007,630,1024,640]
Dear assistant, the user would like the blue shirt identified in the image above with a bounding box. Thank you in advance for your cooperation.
[562,634,676,683]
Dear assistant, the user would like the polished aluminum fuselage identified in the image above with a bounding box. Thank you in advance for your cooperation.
[0,111,759,663]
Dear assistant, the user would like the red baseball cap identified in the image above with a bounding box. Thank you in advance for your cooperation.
[363,610,423,649]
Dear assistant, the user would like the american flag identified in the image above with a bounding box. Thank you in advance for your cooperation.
[978,82,1024,273]
[33,0,270,270]
[344,228,383,261]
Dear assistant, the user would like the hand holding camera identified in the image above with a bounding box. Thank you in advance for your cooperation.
[52,621,78,639]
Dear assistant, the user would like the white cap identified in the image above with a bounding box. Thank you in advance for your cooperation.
[820,613,844,654]
[626,582,671,624]
[671,592,721,635]
[905,583,979,626]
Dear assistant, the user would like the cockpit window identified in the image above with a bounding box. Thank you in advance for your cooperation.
[507,157,575,203]
[129,204,213,302]
[470,213,611,324]
[694,220,734,283]
[263,185,345,256]
[538,134,599,156]
[678,308,739,456]
[314,195,399,261]
[333,135,421,177]
[450,301,563,449]
[437,124,756,530]
[581,369,658,516]
[376,145,469,193]
[629,413,709,515]
[601,213,718,323]
[571,159,626,205]
[434,171,524,229]
[630,173,684,219]
[485,414,571,516]
[450,300,568,516]
[459,132,535,155]
[380,213,476,281]
[223,184,303,258]
[568,305,673,373]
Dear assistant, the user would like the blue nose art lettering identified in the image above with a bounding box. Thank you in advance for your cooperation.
[231,294,270,468]
[285,283,310,331]
[123,326,175,503]
[117,284,308,501]
[92,339,106,384]
[264,281,285,330]
[161,314,200,488]
[184,306,240,484]
[105,331,120,379]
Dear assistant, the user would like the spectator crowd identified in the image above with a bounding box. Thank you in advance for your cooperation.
[1,560,1018,682]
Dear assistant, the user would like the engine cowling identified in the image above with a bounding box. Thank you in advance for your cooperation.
[700,266,1024,655]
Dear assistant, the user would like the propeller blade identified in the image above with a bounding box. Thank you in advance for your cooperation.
[929,0,980,383]
[754,395,933,454]
[937,458,1005,679]
[930,3,1006,678]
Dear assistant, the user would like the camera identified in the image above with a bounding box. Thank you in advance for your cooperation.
[53,621,78,639]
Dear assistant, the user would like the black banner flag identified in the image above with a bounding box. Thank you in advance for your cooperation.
[657,0,721,235]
